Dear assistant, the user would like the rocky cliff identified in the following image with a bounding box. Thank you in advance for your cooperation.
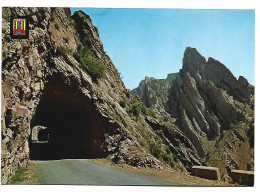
[131,73,178,123]
[132,47,254,180]
[1,8,201,184]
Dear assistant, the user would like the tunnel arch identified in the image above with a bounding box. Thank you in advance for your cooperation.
[29,74,108,160]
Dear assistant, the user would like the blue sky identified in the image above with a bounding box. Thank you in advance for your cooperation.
[71,8,255,89]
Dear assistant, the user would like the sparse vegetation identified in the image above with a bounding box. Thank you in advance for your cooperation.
[9,162,38,184]
[119,100,126,108]
[9,167,27,183]
[128,98,149,117]
[112,113,127,128]
[73,37,106,80]
[139,139,146,148]
[81,53,106,79]
[149,142,179,168]
[176,164,185,172]
[161,115,170,123]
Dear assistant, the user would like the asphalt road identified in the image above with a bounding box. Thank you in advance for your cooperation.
[35,159,182,185]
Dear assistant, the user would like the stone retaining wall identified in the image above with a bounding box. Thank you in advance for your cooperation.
[191,166,220,180]
[231,169,254,186]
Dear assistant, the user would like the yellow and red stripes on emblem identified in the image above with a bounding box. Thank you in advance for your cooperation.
[13,19,26,30]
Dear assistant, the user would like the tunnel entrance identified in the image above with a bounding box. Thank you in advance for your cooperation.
[29,76,107,160]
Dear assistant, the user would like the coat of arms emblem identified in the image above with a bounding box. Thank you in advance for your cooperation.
[10,16,29,39]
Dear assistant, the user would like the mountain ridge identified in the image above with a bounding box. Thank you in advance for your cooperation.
[131,47,254,180]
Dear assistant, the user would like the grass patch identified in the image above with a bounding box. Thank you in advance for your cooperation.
[9,168,27,183]
[9,162,38,184]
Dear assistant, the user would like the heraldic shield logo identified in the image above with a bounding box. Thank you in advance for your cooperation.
[10,16,29,39]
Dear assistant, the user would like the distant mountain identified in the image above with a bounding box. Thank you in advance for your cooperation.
[131,47,254,180]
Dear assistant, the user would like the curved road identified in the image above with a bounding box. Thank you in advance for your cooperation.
[35,159,183,185]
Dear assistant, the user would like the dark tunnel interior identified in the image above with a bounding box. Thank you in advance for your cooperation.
[29,77,107,160]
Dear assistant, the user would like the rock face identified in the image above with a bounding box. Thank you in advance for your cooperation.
[131,73,178,122]
[145,116,201,169]
[132,47,254,179]
[1,8,201,184]
[169,48,254,178]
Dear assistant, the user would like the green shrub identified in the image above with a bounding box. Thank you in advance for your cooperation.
[128,99,148,116]
[165,146,171,154]
[74,37,106,80]
[149,143,178,168]
[162,115,170,122]
[173,153,179,163]
[119,100,126,108]
[82,37,91,46]
[149,143,162,159]
[139,140,146,147]
[81,53,106,79]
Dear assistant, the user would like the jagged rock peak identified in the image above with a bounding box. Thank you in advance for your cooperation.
[182,47,206,75]
[73,10,92,21]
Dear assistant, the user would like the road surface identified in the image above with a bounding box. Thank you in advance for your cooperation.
[35,159,183,185]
